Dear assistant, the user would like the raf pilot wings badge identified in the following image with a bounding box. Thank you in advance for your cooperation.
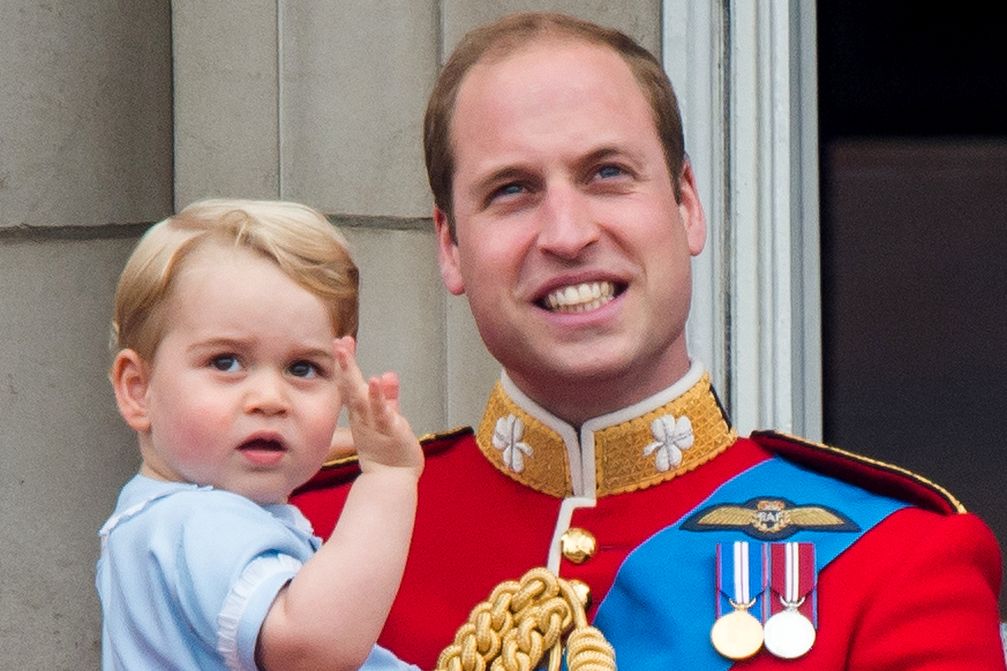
[681,497,860,540]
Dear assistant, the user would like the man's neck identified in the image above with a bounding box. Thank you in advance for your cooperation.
[501,360,700,429]
[504,360,698,429]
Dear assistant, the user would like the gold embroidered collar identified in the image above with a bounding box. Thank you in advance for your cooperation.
[475,363,737,498]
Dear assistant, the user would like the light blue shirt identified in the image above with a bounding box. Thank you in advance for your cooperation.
[97,474,416,671]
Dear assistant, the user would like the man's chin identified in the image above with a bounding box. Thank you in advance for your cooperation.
[505,352,633,400]
[500,339,689,421]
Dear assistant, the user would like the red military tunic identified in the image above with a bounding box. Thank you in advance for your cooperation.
[292,365,1004,669]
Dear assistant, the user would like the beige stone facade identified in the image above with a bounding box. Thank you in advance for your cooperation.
[0,2,659,666]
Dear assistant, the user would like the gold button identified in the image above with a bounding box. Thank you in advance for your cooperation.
[560,527,597,564]
[569,579,592,608]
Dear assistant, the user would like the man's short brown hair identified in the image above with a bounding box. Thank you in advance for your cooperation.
[424,12,686,231]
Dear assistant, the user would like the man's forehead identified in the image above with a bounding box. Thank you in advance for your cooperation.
[454,39,641,125]
[450,38,652,157]
[475,31,605,65]
[465,35,627,87]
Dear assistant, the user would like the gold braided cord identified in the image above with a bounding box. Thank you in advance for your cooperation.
[436,568,616,671]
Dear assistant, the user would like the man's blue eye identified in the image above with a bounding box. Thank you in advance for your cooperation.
[211,355,240,372]
[597,164,624,179]
[495,183,524,199]
[288,361,318,379]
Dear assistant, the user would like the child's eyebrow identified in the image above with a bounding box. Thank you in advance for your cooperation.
[185,338,334,360]
[186,336,250,352]
[292,347,335,362]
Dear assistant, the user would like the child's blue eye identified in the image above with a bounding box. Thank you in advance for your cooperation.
[211,355,241,372]
[288,361,318,379]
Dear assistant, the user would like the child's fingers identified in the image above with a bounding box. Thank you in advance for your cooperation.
[333,338,420,472]
[335,338,400,434]
[333,336,370,414]
[377,371,400,412]
[367,377,396,433]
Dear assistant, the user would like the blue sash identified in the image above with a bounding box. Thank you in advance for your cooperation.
[593,456,908,668]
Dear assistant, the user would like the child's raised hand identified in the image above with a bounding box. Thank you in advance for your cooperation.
[332,336,423,476]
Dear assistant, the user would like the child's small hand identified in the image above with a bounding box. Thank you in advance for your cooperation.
[332,336,424,476]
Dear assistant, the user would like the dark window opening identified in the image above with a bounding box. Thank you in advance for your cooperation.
[818,2,1007,613]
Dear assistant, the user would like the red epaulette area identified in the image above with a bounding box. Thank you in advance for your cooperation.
[751,430,965,515]
[417,425,476,450]
[292,426,475,495]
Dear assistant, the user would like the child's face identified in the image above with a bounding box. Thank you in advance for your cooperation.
[134,242,341,504]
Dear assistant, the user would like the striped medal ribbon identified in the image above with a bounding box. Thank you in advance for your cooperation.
[764,541,817,659]
[710,541,765,660]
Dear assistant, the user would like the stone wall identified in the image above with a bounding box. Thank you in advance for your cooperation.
[0,2,659,667]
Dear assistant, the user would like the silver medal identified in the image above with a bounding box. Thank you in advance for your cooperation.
[764,605,816,659]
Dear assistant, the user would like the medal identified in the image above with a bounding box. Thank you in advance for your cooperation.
[764,542,817,659]
[710,541,765,660]
[711,604,764,660]
[764,605,816,659]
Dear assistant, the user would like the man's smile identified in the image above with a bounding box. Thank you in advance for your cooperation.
[540,280,619,313]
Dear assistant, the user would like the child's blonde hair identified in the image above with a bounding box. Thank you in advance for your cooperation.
[112,199,358,360]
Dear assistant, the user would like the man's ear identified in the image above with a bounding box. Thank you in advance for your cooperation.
[434,206,466,296]
[678,161,707,256]
[111,349,152,433]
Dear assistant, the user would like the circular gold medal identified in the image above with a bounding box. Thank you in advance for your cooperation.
[763,608,816,659]
[710,609,764,660]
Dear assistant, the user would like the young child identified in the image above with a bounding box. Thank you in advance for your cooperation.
[98,199,423,670]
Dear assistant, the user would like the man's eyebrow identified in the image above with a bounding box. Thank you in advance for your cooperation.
[577,145,634,167]
[468,165,532,198]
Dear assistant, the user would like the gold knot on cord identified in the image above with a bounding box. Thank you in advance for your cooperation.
[435,567,616,671]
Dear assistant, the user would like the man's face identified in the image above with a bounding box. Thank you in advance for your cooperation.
[436,38,706,423]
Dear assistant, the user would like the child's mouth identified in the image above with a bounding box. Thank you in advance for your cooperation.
[238,438,287,465]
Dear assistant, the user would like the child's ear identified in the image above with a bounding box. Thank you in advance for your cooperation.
[111,349,152,433]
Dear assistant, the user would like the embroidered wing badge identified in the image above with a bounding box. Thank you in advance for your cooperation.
[681,497,860,540]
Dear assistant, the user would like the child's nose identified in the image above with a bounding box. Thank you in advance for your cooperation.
[244,370,290,416]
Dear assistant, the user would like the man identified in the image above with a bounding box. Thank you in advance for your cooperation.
[293,12,1004,669]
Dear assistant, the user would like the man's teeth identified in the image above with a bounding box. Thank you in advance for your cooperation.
[545,281,615,312]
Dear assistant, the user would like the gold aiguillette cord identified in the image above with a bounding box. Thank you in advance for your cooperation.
[435,567,617,671]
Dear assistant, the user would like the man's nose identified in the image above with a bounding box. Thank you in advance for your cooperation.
[535,184,600,259]
[244,370,290,416]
